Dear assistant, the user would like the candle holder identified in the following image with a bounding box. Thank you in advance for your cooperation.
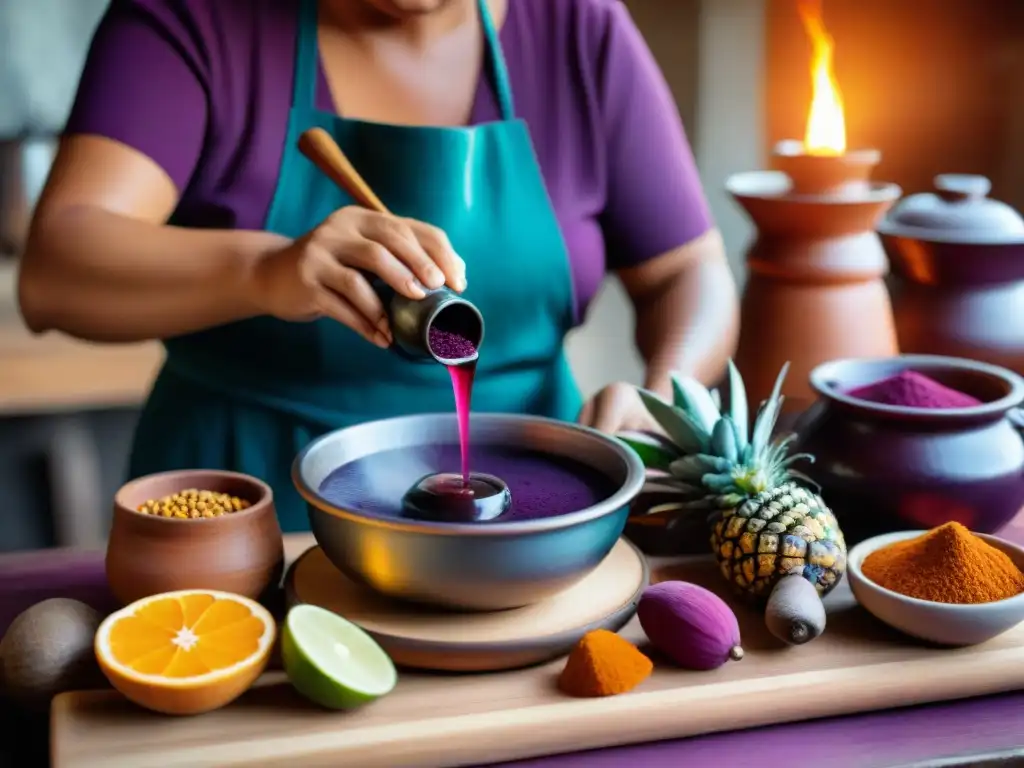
[727,140,902,412]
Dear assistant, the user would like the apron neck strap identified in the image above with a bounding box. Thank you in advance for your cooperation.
[293,0,516,121]
[477,0,516,119]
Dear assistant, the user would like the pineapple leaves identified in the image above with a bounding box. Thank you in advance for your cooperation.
[629,361,825,515]
[619,433,679,472]
[725,359,749,448]
[787,469,822,493]
[637,389,710,454]
[710,417,739,463]
[669,454,735,480]
[671,375,721,434]
[701,472,741,492]
[709,388,722,411]
[751,361,790,458]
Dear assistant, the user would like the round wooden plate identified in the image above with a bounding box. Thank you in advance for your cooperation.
[284,538,648,672]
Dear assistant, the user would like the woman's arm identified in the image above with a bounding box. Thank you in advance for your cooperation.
[22,3,464,347]
[18,2,278,342]
[594,0,740,390]
[19,136,283,342]
[619,229,739,392]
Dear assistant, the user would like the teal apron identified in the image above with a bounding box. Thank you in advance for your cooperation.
[129,0,583,532]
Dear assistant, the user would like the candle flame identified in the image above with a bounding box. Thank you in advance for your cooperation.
[798,0,846,155]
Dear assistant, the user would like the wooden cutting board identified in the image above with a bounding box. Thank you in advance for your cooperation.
[51,554,1024,768]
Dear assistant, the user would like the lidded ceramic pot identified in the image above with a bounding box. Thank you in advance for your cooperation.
[879,174,1024,375]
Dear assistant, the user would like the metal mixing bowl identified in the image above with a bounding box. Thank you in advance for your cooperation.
[292,413,646,611]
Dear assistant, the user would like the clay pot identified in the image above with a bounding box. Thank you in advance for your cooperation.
[727,149,902,413]
[794,355,1024,545]
[106,470,284,605]
[881,174,1024,376]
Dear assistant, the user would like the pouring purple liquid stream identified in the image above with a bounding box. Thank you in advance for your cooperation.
[319,325,621,524]
[428,326,478,485]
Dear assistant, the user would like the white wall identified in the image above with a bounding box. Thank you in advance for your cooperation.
[0,0,107,135]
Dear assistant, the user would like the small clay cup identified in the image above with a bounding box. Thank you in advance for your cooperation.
[106,470,284,606]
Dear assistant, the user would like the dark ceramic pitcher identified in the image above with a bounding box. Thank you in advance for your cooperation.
[880,175,1024,376]
[795,355,1024,545]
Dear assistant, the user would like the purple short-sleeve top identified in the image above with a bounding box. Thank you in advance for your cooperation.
[67,0,713,320]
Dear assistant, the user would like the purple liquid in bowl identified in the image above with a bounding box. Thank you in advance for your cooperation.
[317,444,617,522]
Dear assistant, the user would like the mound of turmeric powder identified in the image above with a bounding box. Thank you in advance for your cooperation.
[558,630,652,698]
[862,522,1024,604]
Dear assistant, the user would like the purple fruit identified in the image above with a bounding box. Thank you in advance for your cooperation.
[637,581,744,671]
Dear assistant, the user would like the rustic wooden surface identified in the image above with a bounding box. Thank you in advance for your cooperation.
[50,542,1024,768]
[287,541,646,671]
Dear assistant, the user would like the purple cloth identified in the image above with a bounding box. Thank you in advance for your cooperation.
[65,0,712,321]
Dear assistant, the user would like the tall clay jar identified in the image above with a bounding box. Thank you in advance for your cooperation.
[795,355,1024,546]
[106,470,285,606]
[727,143,902,413]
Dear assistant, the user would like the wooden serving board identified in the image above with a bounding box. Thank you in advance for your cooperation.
[50,554,1024,768]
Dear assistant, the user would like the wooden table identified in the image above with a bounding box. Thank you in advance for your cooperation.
[3,529,1024,768]
[0,308,162,417]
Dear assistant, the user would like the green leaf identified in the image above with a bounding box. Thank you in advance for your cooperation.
[638,389,710,454]
[709,388,722,411]
[716,493,745,509]
[751,362,790,458]
[701,472,741,492]
[780,452,814,469]
[710,417,739,463]
[670,454,734,479]
[725,359,749,448]
[671,374,722,434]
[788,470,821,493]
[741,443,755,465]
[619,435,678,471]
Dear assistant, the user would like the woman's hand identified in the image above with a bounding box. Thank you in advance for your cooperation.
[249,207,466,347]
[578,382,661,435]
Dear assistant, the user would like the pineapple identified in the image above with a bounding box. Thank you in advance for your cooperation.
[623,361,847,605]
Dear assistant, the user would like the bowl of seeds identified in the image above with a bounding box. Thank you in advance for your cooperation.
[106,470,284,605]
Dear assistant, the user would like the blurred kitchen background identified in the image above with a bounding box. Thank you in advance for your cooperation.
[1,0,1023,552]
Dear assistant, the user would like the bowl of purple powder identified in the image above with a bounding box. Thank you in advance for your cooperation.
[292,413,646,611]
[796,354,1024,544]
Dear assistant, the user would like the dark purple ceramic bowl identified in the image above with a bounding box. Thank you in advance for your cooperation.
[795,354,1024,544]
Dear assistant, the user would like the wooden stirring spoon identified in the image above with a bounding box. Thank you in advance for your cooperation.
[297,127,390,213]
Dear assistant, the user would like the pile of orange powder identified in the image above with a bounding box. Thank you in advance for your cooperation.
[862,522,1024,604]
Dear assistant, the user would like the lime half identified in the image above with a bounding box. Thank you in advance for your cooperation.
[282,604,397,709]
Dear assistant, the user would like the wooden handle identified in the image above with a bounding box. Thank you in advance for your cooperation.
[298,127,390,213]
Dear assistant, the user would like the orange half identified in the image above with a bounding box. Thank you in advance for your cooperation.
[95,590,276,715]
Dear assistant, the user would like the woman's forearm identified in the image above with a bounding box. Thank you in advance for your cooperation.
[18,206,287,342]
[632,247,740,392]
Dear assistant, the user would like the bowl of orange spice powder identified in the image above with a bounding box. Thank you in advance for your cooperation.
[847,522,1024,646]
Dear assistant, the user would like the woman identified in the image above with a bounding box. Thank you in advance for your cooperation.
[18,0,738,531]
